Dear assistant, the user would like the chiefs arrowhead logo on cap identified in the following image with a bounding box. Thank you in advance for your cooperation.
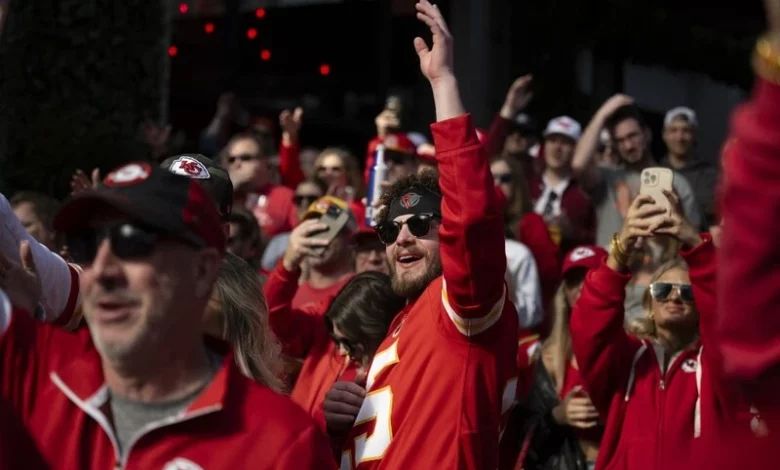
[569,247,596,263]
[169,156,210,179]
[399,193,421,209]
[104,163,152,187]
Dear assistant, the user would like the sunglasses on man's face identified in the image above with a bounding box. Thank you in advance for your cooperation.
[227,153,258,165]
[377,213,439,245]
[294,194,320,206]
[66,223,192,265]
[650,282,694,303]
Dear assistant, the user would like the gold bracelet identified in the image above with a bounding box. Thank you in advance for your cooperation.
[610,232,630,267]
[753,35,780,85]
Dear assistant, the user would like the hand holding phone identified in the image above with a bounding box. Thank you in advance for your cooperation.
[639,167,674,214]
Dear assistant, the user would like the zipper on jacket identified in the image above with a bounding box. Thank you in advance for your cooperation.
[659,379,665,390]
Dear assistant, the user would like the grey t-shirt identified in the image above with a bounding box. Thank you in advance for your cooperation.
[588,166,702,248]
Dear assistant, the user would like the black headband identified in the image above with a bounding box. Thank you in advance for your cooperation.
[386,186,442,222]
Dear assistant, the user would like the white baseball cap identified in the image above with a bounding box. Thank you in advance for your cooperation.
[664,106,698,128]
[543,116,582,142]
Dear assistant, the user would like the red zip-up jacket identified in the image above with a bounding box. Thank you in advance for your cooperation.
[264,261,358,430]
[516,212,561,334]
[570,236,734,470]
[0,295,336,470]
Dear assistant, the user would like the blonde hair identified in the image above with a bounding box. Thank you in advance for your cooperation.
[541,284,573,394]
[626,257,694,342]
[213,253,284,392]
[315,147,364,198]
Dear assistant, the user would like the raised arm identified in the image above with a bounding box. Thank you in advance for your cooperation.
[482,75,533,158]
[263,220,332,358]
[572,94,634,189]
[279,108,306,189]
[0,194,80,325]
[415,1,506,327]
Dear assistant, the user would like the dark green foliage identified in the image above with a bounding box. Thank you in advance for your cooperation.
[0,0,168,198]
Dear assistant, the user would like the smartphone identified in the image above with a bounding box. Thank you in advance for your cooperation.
[310,205,351,256]
[639,167,674,214]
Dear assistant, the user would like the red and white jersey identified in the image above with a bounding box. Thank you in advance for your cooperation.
[340,114,518,469]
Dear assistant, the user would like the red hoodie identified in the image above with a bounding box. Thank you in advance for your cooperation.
[569,236,741,470]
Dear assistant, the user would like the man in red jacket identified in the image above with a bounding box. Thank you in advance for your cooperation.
[0,162,335,470]
[326,3,518,468]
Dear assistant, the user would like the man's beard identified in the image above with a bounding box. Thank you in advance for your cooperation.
[389,249,442,299]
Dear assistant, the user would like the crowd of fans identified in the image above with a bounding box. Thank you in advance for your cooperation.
[1,0,780,469]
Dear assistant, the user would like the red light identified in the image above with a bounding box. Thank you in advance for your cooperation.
[246,28,258,40]
[260,49,271,61]
[178,3,188,14]
[168,45,178,57]
[204,23,215,34]
[319,64,331,76]
[255,8,266,19]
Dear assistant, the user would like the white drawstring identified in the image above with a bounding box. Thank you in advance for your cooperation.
[694,346,703,438]
[624,344,648,402]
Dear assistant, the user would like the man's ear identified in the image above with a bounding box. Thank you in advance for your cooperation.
[194,248,222,299]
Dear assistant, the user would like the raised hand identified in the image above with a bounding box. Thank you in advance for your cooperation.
[499,75,534,119]
[280,107,304,145]
[281,219,331,271]
[596,94,635,121]
[323,381,366,433]
[652,189,703,248]
[375,109,401,139]
[413,0,454,85]
[0,241,42,315]
[70,168,101,195]
[618,194,667,250]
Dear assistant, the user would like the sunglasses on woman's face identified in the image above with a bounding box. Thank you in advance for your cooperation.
[227,153,258,165]
[294,194,320,206]
[493,173,513,184]
[317,165,343,174]
[66,223,194,265]
[330,334,357,357]
[377,213,439,245]
[650,282,694,303]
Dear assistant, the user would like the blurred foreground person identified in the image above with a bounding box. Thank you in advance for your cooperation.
[326,4,518,467]
[0,163,334,469]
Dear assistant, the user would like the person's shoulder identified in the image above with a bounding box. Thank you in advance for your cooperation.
[239,380,321,434]
[504,238,533,261]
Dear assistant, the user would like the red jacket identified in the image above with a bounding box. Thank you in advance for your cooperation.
[529,175,596,255]
[279,142,306,189]
[341,115,518,469]
[264,261,358,430]
[693,76,780,468]
[570,237,737,470]
[238,183,297,239]
[0,300,336,470]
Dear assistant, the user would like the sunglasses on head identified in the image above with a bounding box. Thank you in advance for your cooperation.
[377,213,439,245]
[65,223,197,265]
[493,173,513,184]
[226,153,258,164]
[650,282,694,303]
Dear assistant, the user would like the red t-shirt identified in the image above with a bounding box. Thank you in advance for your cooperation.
[340,115,518,470]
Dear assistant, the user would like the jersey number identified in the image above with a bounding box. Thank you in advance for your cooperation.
[341,342,399,470]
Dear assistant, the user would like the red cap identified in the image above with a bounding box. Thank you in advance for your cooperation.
[382,133,416,155]
[561,245,608,277]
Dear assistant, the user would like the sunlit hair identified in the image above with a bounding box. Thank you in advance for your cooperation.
[542,283,574,394]
[212,253,284,392]
[626,257,696,342]
[323,272,404,367]
[314,147,364,198]
[490,155,533,239]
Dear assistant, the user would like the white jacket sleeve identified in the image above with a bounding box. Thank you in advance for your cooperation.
[0,194,78,320]
[504,239,543,328]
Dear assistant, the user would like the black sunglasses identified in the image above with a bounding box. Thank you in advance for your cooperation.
[385,150,412,165]
[66,223,195,265]
[330,334,358,357]
[493,173,513,184]
[377,213,439,245]
[650,282,694,303]
[226,153,258,164]
[294,194,319,206]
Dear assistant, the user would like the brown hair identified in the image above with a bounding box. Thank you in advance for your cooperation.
[490,155,533,238]
[212,253,284,391]
[315,147,365,198]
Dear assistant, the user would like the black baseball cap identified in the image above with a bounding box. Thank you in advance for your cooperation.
[160,154,233,219]
[54,162,226,252]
